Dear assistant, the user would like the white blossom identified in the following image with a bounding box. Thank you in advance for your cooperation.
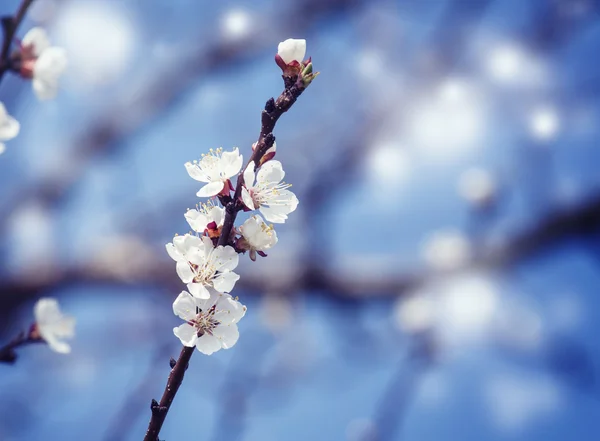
[239,215,278,260]
[185,200,225,233]
[185,147,243,197]
[33,297,75,354]
[277,38,306,65]
[173,290,246,355]
[0,102,20,154]
[529,106,560,141]
[166,234,240,299]
[421,229,472,271]
[457,168,497,206]
[242,160,298,223]
[21,27,67,100]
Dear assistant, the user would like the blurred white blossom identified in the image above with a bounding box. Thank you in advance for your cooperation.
[173,290,246,355]
[485,43,548,87]
[485,374,561,430]
[242,160,299,223]
[259,295,293,332]
[408,79,487,159]
[393,294,435,334]
[439,276,499,341]
[530,106,560,141]
[34,298,75,354]
[54,1,134,86]
[421,229,472,270]
[21,27,67,100]
[166,234,239,299]
[486,45,523,83]
[457,167,497,207]
[0,102,20,154]
[220,9,252,40]
[185,147,242,197]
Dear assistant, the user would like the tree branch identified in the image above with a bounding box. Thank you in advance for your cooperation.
[0,327,42,364]
[218,81,307,248]
[143,345,194,441]
[0,0,35,84]
[143,70,311,441]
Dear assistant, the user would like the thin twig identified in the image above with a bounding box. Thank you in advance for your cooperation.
[0,0,35,83]
[0,328,42,364]
[143,77,310,441]
[218,81,306,247]
[143,345,194,441]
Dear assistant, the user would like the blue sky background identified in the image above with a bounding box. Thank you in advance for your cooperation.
[1,0,600,440]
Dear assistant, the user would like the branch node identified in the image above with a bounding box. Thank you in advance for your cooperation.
[169,357,176,369]
[264,133,275,148]
[264,97,275,113]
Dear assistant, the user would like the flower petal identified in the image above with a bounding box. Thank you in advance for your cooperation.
[260,204,290,223]
[176,261,194,283]
[195,333,222,355]
[243,162,255,188]
[33,298,75,354]
[174,323,198,347]
[211,245,239,271]
[33,79,56,101]
[200,236,215,260]
[241,187,256,210]
[22,27,50,56]
[197,181,225,197]
[165,243,181,261]
[239,216,261,241]
[221,148,243,177]
[172,291,197,321]
[257,160,285,184]
[214,296,247,324]
[185,209,209,232]
[212,323,239,349]
[0,103,20,141]
[277,38,306,64]
[33,47,67,101]
[45,336,71,354]
[52,316,76,338]
[34,298,61,326]
[213,271,240,293]
[187,282,211,299]
[185,162,208,182]
[209,206,225,226]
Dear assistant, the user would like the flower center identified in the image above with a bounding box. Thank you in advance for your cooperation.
[254,181,292,206]
[193,260,217,284]
[193,148,229,181]
[190,305,220,336]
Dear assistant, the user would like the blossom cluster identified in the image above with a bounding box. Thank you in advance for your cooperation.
[0,27,67,154]
[167,39,309,355]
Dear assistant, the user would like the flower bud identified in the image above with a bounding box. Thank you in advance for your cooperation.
[259,142,276,165]
[277,38,306,65]
[275,38,306,77]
